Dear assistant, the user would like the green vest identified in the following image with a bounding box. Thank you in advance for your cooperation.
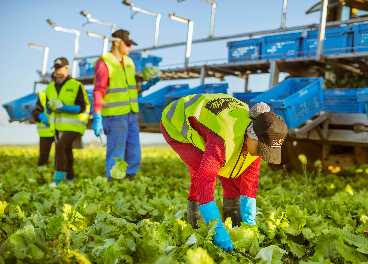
[162,93,259,178]
[37,90,54,137]
[96,52,138,116]
[46,79,90,135]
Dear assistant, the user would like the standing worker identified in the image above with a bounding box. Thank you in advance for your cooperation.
[44,57,90,184]
[161,94,288,251]
[91,29,160,181]
[32,89,55,166]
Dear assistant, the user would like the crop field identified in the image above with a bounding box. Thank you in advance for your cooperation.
[0,146,368,264]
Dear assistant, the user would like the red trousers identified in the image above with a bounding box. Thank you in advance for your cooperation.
[161,122,261,203]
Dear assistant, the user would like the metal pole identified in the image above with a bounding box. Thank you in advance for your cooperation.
[185,20,194,69]
[316,0,328,61]
[103,37,109,54]
[154,14,161,47]
[72,32,80,78]
[209,2,216,38]
[42,47,49,79]
[281,0,288,29]
[269,60,280,89]
[244,75,249,92]
[200,66,206,84]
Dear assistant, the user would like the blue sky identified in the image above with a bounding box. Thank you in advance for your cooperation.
[0,0,320,145]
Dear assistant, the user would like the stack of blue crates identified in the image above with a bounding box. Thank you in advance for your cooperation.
[227,39,262,63]
[250,78,324,129]
[165,83,229,104]
[79,53,162,77]
[232,92,262,108]
[262,32,304,59]
[324,89,365,113]
[357,88,368,117]
[353,23,368,52]
[139,84,189,123]
[3,94,38,121]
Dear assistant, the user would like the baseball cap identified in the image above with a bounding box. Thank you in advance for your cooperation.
[111,29,137,46]
[252,111,288,164]
[51,57,69,69]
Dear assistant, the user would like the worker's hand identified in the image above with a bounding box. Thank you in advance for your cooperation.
[45,105,52,115]
[199,201,234,252]
[152,76,160,85]
[55,103,81,114]
[92,113,104,137]
[38,112,50,127]
[141,77,160,92]
[240,195,257,225]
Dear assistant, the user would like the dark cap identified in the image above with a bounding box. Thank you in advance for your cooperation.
[112,29,137,46]
[51,57,69,69]
[253,111,288,164]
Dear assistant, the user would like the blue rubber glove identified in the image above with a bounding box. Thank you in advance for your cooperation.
[38,112,50,127]
[55,103,81,113]
[240,195,257,225]
[199,201,234,252]
[45,105,52,115]
[141,77,160,91]
[92,113,104,137]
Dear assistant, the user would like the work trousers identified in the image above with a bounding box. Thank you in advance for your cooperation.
[103,112,141,180]
[55,131,81,180]
[38,137,54,166]
[160,122,257,202]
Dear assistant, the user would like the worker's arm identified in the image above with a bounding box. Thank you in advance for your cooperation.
[91,58,106,136]
[239,140,262,225]
[74,85,87,113]
[31,97,44,122]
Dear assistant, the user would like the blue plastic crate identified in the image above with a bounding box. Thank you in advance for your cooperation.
[357,88,368,116]
[262,32,304,59]
[302,26,353,56]
[250,78,324,129]
[138,84,189,123]
[165,83,229,104]
[353,23,368,52]
[3,93,38,121]
[227,38,262,63]
[323,89,365,113]
[78,53,162,77]
[233,92,262,108]
[130,53,162,72]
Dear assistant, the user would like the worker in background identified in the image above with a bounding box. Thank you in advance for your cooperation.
[32,87,55,166]
[42,57,90,184]
[161,94,288,252]
[91,29,160,181]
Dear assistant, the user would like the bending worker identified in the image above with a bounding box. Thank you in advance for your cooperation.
[32,89,55,166]
[161,94,288,251]
[92,29,159,181]
[44,57,90,184]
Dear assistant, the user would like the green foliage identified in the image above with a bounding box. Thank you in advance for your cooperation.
[0,146,367,263]
[142,66,162,81]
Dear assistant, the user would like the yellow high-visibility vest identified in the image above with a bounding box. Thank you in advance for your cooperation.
[162,93,259,178]
[36,90,54,137]
[95,52,138,116]
[46,79,90,135]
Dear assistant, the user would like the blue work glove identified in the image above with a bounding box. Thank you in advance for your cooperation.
[38,112,50,127]
[45,105,52,115]
[199,201,234,252]
[92,113,104,137]
[141,77,160,91]
[55,103,81,113]
[240,195,257,225]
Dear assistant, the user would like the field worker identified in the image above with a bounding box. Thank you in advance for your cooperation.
[45,57,90,185]
[161,94,288,252]
[32,89,55,166]
[91,29,160,181]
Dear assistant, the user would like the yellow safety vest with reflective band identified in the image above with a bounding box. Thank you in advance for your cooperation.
[96,52,138,116]
[37,91,54,137]
[46,79,90,135]
[162,93,260,178]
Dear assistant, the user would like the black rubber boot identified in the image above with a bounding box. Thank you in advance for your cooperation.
[187,201,204,229]
[223,197,242,227]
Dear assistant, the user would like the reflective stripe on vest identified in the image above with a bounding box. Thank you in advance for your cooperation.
[162,93,259,179]
[96,52,138,116]
[37,91,55,137]
[46,79,90,135]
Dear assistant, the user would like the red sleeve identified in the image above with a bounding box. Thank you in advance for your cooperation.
[188,117,226,206]
[93,59,109,111]
[240,138,261,198]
